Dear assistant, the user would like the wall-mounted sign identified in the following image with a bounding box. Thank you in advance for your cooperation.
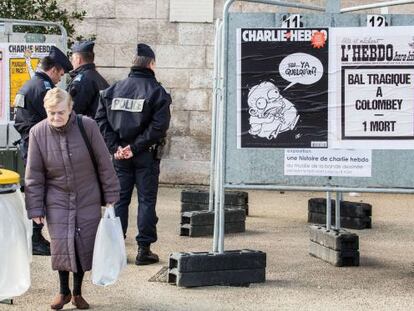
[170,0,214,23]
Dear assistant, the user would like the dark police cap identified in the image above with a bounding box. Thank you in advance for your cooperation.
[71,40,95,53]
[136,43,155,59]
[49,46,73,73]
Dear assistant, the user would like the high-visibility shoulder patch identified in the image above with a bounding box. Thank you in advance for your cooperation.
[74,74,83,82]
[13,94,25,108]
[43,81,52,90]
[111,98,144,112]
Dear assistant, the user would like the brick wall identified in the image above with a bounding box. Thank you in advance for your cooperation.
[57,0,414,185]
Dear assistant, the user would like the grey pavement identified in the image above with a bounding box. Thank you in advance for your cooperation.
[2,187,414,310]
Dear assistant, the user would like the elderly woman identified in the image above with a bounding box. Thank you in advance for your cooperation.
[25,88,120,310]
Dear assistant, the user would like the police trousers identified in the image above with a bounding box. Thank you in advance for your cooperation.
[113,150,160,246]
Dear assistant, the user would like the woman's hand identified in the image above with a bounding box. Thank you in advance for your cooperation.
[32,217,45,225]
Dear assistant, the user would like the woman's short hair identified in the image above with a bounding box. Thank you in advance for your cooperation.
[44,88,73,110]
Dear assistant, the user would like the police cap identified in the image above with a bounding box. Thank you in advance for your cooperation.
[136,43,155,59]
[49,46,73,73]
[71,40,95,53]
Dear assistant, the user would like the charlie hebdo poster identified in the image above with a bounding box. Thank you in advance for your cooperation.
[329,26,414,149]
[8,43,53,121]
[237,28,329,148]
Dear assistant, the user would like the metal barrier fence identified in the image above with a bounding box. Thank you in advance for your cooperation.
[210,0,414,253]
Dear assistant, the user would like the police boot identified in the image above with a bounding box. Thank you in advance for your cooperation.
[32,228,51,256]
[135,245,159,265]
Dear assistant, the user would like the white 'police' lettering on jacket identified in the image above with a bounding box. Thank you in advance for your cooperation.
[111,98,144,112]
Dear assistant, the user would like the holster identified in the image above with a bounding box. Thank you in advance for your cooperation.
[155,138,166,160]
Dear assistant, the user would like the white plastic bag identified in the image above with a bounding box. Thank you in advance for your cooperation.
[0,190,32,300]
[91,206,127,286]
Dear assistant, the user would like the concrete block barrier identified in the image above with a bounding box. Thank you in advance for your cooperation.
[308,198,372,218]
[180,202,249,215]
[180,221,245,237]
[168,250,266,287]
[181,209,246,226]
[309,225,360,267]
[181,189,248,205]
[308,212,372,230]
[169,249,266,272]
[309,241,360,267]
[309,225,359,251]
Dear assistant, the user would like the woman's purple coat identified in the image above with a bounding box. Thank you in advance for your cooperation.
[25,112,120,272]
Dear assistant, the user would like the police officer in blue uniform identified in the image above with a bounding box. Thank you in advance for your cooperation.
[67,41,109,118]
[96,43,171,265]
[14,46,72,256]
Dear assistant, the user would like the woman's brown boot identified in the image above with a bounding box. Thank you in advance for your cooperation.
[72,295,90,309]
[50,293,72,310]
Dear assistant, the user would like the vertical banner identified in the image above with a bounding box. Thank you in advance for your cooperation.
[330,26,414,149]
[7,44,53,121]
[237,28,329,148]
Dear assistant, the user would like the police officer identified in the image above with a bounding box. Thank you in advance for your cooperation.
[67,41,109,118]
[14,46,72,256]
[96,43,171,265]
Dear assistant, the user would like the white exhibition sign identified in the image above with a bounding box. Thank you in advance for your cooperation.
[284,149,372,177]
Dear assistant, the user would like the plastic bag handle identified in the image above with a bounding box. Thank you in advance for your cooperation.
[104,206,116,219]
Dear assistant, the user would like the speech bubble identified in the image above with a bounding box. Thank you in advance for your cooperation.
[279,53,323,91]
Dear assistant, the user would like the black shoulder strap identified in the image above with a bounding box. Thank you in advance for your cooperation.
[76,115,105,205]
